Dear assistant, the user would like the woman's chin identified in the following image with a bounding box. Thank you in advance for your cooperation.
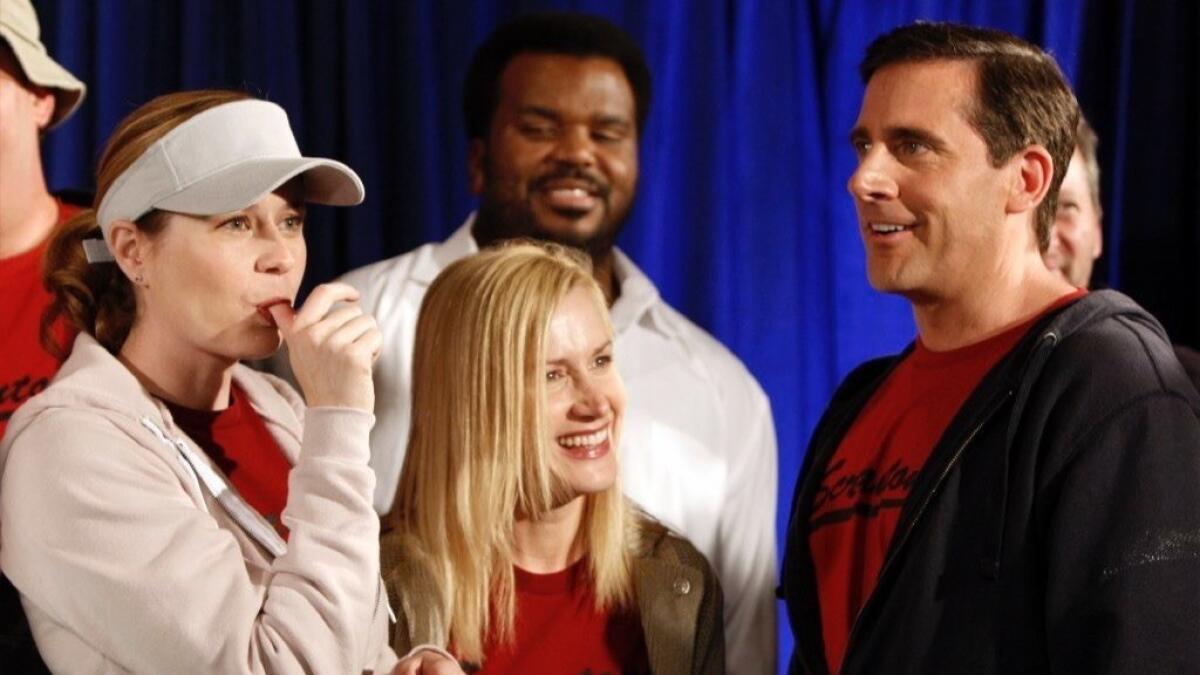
[226,330,284,362]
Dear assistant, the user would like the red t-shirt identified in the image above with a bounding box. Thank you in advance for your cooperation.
[0,200,82,441]
[477,560,650,674]
[810,290,1085,673]
[163,384,293,538]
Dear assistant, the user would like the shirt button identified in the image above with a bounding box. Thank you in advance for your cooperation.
[673,578,691,596]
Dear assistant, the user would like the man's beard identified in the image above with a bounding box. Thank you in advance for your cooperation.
[473,166,629,260]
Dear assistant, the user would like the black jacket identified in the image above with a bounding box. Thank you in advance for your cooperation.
[782,290,1200,674]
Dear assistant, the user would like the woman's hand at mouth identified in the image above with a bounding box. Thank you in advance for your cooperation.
[271,282,382,413]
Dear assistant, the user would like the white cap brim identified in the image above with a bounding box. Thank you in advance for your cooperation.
[153,156,364,217]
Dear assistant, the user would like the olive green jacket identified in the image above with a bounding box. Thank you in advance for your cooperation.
[381,514,725,674]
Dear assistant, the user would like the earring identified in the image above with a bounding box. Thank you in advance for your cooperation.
[134,274,144,285]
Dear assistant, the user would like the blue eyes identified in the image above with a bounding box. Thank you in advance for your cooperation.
[545,354,614,382]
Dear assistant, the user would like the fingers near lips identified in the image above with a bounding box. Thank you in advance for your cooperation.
[291,282,362,330]
[264,301,295,332]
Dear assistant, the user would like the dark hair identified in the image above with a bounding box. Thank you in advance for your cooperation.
[41,89,252,357]
[860,22,1079,251]
[462,11,652,140]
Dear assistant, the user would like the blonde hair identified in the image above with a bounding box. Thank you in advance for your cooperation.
[41,89,252,357]
[391,241,637,661]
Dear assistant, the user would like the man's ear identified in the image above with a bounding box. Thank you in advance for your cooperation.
[467,139,486,196]
[109,220,148,285]
[30,87,56,132]
[1006,144,1054,216]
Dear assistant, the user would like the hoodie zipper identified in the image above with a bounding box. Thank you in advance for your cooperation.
[838,387,1015,671]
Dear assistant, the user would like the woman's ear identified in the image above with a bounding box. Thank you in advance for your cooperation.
[109,220,148,286]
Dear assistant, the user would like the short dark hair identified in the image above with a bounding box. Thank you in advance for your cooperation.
[860,22,1079,251]
[462,11,652,140]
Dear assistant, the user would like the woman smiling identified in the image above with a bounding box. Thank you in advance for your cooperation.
[382,242,724,674]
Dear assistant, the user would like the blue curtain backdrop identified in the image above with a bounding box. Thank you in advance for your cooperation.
[32,1,1199,670]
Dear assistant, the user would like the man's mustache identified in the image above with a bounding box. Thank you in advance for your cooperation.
[530,167,611,199]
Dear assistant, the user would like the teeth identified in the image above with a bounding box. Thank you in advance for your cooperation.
[558,427,609,447]
[871,223,910,234]
[551,188,590,196]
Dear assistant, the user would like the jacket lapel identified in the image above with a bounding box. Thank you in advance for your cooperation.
[634,553,703,675]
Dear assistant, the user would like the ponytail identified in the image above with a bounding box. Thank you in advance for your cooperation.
[39,210,165,357]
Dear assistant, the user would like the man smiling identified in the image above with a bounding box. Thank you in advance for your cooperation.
[342,13,777,673]
[781,22,1200,674]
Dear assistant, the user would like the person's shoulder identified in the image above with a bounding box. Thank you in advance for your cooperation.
[2,363,133,460]
[338,243,439,304]
[1,403,180,517]
[647,299,769,402]
[380,530,444,598]
[828,353,904,405]
[339,247,425,288]
[380,530,426,573]
[379,530,445,629]
[635,510,714,576]
[1174,344,1200,393]
[1046,291,1194,400]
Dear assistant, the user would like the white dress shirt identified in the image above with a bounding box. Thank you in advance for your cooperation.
[340,216,779,674]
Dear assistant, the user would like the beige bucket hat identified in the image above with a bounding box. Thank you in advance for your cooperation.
[0,0,86,128]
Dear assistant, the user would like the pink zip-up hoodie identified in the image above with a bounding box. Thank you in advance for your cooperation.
[0,333,398,674]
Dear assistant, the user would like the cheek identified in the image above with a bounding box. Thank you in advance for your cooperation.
[290,240,308,284]
[491,133,546,178]
[1055,217,1081,241]
[605,151,638,193]
[608,377,627,416]
[543,388,571,430]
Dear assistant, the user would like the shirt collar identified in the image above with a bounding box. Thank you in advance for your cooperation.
[412,213,479,285]
[413,212,678,342]
[609,248,668,338]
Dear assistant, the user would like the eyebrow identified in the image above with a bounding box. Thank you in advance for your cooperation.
[516,106,630,129]
[515,106,560,122]
[546,340,613,366]
[849,125,947,150]
[592,114,631,128]
[888,126,946,149]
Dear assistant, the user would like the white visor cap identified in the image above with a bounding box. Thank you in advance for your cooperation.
[88,99,364,263]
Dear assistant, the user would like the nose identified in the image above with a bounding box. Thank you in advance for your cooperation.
[570,376,611,419]
[255,225,297,275]
[847,149,899,203]
[549,126,596,168]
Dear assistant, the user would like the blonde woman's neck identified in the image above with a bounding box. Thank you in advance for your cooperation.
[512,496,587,573]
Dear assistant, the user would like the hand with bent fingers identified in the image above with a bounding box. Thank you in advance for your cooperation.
[390,650,465,675]
[269,282,382,413]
